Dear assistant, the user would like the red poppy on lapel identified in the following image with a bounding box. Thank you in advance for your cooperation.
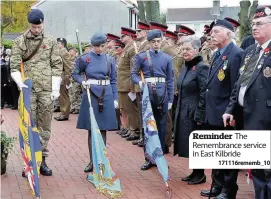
[222,56,227,60]
[86,58,91,63]
[42,45,46,49]
[144,57,148,61]
[192,66,196,71]
[264,48,270,55]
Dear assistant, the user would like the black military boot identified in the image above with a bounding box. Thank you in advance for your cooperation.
[84,162,93,173]
[40,156,52,176]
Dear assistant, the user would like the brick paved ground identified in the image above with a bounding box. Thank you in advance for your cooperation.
[1,108,255,199]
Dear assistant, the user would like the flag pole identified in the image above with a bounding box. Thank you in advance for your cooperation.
[133,41,172,199]
[75,29,104,178]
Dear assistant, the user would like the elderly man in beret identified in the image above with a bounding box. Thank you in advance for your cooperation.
[131,29,174,170]
[200,19,244,199]
[10,9,63,176]
[223,5,271,199]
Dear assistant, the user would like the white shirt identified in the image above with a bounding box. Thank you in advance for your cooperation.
[238,39,271,106]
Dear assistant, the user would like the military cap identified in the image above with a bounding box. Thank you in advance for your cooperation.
[91,32,107,46]
[212,19,235,32]
[164,30,177,40]
[121,27,136,37]
[114,39,125,48]
[224,17,240,28]
[147,29,163,41]
[28,9,44,24]
[137,22,150,30]
[253,5,271,19]
[149,22,168,32]
[107,33,120,41]
[178,25,195,35]
[174,30,179,34]
[57,38,67,47]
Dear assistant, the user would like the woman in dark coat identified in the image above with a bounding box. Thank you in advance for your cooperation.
[174,36,208,185]
[72,32,118,173]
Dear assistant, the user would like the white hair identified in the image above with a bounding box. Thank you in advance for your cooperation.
[219,26,235,41]
[183,36,201,49]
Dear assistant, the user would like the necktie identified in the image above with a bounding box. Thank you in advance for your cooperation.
[239,46,262,87]
[155,50,158,54]
[211,50,220,68]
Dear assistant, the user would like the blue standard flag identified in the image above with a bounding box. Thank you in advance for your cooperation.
[86,90,123,199]
[141,83,169,183]
[19,79,42,198]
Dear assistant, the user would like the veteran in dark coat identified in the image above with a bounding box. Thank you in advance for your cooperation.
[223,6,271,199]
[174,36,208,185]
[200,19,244,199]
[72,32,118,173]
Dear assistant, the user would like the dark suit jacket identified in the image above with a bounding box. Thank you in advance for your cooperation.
[240,35,255,50]
[205,42,243,126]
[225,42,271,130]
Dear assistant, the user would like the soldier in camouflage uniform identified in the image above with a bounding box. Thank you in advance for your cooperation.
[105,33,120,56]
[118,27,140,141]
[10,9,62,176]
[68,47,81,114]
[54,38,73,121]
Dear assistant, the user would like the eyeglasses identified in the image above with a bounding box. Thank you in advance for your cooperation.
[250,21,271,27]
[182,48,195,52]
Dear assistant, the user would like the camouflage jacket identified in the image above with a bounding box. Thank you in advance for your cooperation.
[10,29,62,92]
[60,48,73,86]
[117,41,137,92]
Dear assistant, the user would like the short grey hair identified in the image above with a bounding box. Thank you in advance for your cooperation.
[220,26,235,41]
[183,36,201,50]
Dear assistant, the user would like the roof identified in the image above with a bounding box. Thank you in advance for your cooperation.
[2,33,23,41]
[167,6,240,22]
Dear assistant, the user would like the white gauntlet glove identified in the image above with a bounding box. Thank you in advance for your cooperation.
[82,80,90,89]
[114,100,118,109]
[51,76,62,100]
[11,71,28,90]
[168,103,172,110]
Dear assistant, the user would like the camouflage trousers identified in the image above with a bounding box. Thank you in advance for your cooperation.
[69,80,82,111]
[29,91,53,156]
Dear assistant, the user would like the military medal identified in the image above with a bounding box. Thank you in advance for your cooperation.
[223,60,228,70]
[263,67,271,78]
[240,65,245,75]
[218,69,225,81]
[257,64,262,69]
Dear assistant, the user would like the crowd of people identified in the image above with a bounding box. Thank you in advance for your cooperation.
[2,5,271,199]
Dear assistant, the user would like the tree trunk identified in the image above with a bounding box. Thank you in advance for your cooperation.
[150,0,160,22]
[137,0,146,22]
[145,1,152,22]
[249,0,258,21]
[239,0,251,41]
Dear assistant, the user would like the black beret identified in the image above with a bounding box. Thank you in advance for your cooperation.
[253,6,271,19]
[91,32,107,46]
[57,38,67,46]
[147,29,163,41]
[28,9,44,24]
[213,19,234,32]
